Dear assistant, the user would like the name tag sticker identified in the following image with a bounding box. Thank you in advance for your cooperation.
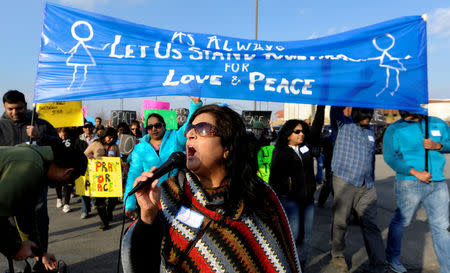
[175,205,204,229]
[431,130,441,137]
[299,146,309,154]
[368,135,375,142]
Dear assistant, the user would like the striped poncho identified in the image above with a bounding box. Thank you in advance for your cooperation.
[123,170,301,273]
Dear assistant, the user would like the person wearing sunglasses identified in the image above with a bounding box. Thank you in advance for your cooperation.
[269,105,324,271]
[122,104,300,273]
[123,97,202,220]
[129,120,142,139]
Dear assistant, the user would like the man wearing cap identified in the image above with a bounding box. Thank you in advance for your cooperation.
[383,111,450,273]
[80,121,97,145]
[0,144,87,270]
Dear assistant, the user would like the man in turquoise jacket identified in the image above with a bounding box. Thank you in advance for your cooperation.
[124,97,202,219]
[383,111,450,273]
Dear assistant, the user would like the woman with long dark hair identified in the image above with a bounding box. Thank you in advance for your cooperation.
[84,127,120,230]
[269,105,324,270]
[122,104,300,273]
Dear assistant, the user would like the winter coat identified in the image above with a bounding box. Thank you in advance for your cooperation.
[0,111,59,146]
[124,101,202,211]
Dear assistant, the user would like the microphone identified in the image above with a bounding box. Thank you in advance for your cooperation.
[127,151,186,196]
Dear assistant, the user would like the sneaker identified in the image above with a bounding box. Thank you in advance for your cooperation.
[56,198,63,208]
[331,257,349,273]
[62,204,71,213]
[387,257,407,273]
[80,212,88,219]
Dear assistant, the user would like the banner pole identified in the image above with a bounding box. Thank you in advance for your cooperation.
[253,0,258,111]
[425,114,429,171]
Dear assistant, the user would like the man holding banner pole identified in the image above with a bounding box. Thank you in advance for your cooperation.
[330,106,386,273]
[383,111,450,273]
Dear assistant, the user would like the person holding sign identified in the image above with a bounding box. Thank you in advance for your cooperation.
[84,127,120,230]
[122,105,300,273]
[269,105,324,270]
[383,111,450,273]
[124,97,202,220]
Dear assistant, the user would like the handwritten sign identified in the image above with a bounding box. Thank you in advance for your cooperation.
[36,101,84,128]
[75,157,123,197]
[175,108,189,127]
[141,100,170,120]
[111,110,137,127]
[144,109,178,130]
[257,145,275,183]
[242,111,272,128]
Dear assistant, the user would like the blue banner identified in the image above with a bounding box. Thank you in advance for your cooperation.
[35,3,428,114]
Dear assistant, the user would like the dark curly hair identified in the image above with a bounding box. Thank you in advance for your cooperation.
[98,127,118,146]
[188,104,266,216]
[275,119,310,148]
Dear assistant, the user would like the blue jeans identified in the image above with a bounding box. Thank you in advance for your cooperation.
[386,180,450,273]
[280,197,315,264]
[81,195,91,214]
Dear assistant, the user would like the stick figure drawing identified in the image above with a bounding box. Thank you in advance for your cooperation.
[367,33,411,97]
[58,21,110,90]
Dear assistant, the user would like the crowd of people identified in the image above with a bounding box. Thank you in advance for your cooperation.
[0,89,449,273]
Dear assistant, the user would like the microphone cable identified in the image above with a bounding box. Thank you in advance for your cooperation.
[117,195,130,273]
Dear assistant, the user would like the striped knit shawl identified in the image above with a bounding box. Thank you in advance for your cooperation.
[158,171,301,273]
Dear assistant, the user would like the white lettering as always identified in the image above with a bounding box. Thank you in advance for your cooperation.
[207,36,220,50]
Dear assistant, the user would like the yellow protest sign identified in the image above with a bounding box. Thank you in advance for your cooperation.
[36,101,83,128]
[75,157,123,197]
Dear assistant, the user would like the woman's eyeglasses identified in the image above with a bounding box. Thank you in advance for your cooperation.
[185,122,219,137]
[146,122,163,130]
[293,129,304,134]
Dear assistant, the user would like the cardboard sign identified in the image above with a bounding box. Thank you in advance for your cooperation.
[141,100,170,120]
[175,108,189,127]
[111,110,137,127]
[242,111,272,128]
[36,101,84,128]
[257,145,275,183]
[75,157,123,197]
[144,109,178,130]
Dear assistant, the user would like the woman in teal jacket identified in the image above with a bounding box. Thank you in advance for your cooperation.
[124,97,202,219]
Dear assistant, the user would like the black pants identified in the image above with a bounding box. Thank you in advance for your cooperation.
[55,184,74,205]
[95,197,118,226]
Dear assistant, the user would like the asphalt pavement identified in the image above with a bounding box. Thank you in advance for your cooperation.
[1,154,449,273]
